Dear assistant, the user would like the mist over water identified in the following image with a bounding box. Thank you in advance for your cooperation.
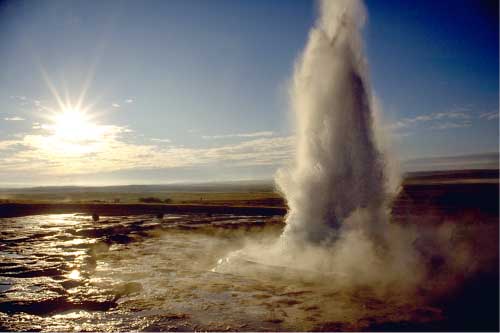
[276,0,388,244]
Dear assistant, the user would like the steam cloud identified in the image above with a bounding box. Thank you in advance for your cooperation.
[215,0,495,301]
[268,0,494,294]
[276,0,389,245]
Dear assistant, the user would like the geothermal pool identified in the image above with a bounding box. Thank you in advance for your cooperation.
[1,212,496,331]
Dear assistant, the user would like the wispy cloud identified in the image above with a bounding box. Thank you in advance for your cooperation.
[4,117,25,121]
[0,140,23,150]
[112,103,120,108]
[429,121,472,130]
[0,124,293,177]
[8,95,48,113]
[202,131,274,140]
[151,138,171,143]
[9,95,32,108]
[387,109,473,132]
[124,99,134,103]
[479,111,499,120]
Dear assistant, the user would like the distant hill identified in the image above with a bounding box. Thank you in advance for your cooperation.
[404,169,499,183]
[402,152,499,172]
[0,169,498,194]
[0,179,276,194]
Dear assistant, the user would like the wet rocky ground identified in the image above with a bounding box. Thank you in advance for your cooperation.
[0,213,288,331]
[0,210,498,331]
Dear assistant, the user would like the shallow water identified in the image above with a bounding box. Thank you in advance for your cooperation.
[0,213,496,331]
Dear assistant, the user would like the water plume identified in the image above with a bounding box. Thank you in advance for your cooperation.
[215,0,491,300]
[276,0,389,244]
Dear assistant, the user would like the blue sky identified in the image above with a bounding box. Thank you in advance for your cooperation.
[0,0,498,186]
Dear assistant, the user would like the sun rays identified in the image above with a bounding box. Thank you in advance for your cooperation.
[35,67,115,156]
[51,106,98,142]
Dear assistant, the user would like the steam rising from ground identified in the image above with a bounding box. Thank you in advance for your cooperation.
[216,0,409,289]
[214,0,495,301]
[270,0,418,289]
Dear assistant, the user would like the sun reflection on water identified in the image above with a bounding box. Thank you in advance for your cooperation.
[68,270,81,280]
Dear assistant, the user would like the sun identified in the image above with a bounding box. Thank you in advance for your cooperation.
[37,68,124,157]
[39,104,112,156]
[52,107,98,142]
[38,66,106,145]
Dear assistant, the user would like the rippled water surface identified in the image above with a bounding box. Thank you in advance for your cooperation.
[0,213,495,331]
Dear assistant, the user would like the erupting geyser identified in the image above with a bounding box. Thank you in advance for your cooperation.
[276,0,388,244]
[217,0,417,287]
[211,2,495,327]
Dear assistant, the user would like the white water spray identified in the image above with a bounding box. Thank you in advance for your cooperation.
[215,0,486,302]
[276,0,389,244]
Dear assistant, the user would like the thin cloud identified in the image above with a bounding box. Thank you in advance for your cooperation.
[0,140,23,150]
[151,138,171,143]
[202,131,274,139]
[4,117,25,121]
[9,95,26,101]
[388,110,472,130]
[112,103,120,108]
[429,121,472,130]
[125,99,134,103]
[433,111,470,119]
[0,125,293,176]
[479,111,499,120]
[9,96,46,111]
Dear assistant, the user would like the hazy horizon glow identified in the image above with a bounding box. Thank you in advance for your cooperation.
[0,0,498,186]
